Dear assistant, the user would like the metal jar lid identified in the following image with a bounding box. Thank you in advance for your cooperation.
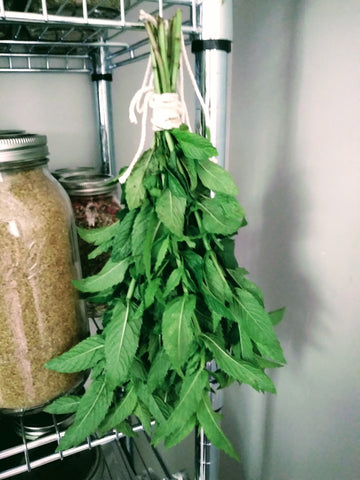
[0,133,49,168]
[59,173,117,196]
[52,166,98,180]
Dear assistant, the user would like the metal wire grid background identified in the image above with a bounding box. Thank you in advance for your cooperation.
[0,0,200,71]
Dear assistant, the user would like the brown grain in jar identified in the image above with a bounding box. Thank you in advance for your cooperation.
[0,133,88,413]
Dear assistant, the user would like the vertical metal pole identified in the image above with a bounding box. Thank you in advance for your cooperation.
[91,39,116,176]
[193,0,233,169]
[193,2,233,480]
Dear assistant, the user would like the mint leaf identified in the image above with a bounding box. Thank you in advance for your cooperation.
[199,197,242,235]
[104,301,141,389]
[162,295,196,372]
[153,368,208,444]
[77,221,119,246]
[156,188,186,237]
[98,384,137,435]
[111,209,137,262]
[143,213,160,279]
[269,307,286,326]
[234,289,282,353]
[197,392,239,461]
[163,266,183,298]
[144,277,162,308]
[204,254,233,302]
[197,158,238,196]
[45,335,104,373]
[171,128,218,160]
[44,395,80,415]
[154,234,169,272]
[73,257,131,293]
[201,333,276,393]
[134,400,152,434]
[57,376,113,451]
[164,414,197,448]
[132,201,152,275]
[125,149,152,210]
[147,350,171,393]
[179,156,198,191]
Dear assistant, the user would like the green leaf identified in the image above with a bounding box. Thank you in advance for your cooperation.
[204,254,233,302]
[143,214,160,279]
[197,158,238,196]
[144,277,162,308]
[164,414,197,448]
[111,209,137,262]
[156,188,186,237]
[201,333,276,393]
[154,235,170,272]
[256,341,286,366]
[233,272,264,307]
[179,156,198,191]
[199,197,242,236]
[147,350,171,393]
[153,368,208,444]
[45,335,105,373]
[269,307,286,326]
[125,149,152,209]
[104,301,142,389]
[214,193,246,222]
[182,250,204,286]
[98,385,137,435]
[44,395,80,415]
[163,266,183,298]
[234,289,285,364]
[134,382,167,425]
[77,221,119,246]
[201,283,234,322]
[171,128,218,160]
[57,376,113,451]
[134,400,152,434]
[168,170,187,198]
[162,295,196,372]
[73,257,131,293]
[132,202,152,275]
[197,392,239,461]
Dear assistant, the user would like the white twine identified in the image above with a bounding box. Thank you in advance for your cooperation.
[118,10,211,184]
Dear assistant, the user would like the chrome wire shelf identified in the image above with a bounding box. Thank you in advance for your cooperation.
[0,0,199,72]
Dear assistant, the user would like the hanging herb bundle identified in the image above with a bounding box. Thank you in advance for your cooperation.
[45,10,286,460]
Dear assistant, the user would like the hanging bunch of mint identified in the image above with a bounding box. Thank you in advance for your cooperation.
[44,9,285,460]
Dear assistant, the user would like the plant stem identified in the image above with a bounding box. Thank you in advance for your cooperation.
[144,20,168,93]
[170,10,182,92]
[126,277,136,302]
[157,18,170,91]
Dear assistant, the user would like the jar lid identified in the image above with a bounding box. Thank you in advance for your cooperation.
[0,133,49,166]
[59,173,117,196]
[52,166,98,180]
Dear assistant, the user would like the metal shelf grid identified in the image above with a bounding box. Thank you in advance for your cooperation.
[0,0,200,72]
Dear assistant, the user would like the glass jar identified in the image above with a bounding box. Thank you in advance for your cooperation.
[59,173,121,316]
[0,133,88,414]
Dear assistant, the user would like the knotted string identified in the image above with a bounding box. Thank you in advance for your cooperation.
[118,10,211,184]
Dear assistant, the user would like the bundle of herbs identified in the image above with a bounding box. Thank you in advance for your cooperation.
[45,10,286,460]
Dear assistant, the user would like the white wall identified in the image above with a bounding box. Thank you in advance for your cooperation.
[1,1,359,479]
[220,1,360,479]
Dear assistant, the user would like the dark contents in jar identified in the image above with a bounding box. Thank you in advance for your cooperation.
[71,192,120,278]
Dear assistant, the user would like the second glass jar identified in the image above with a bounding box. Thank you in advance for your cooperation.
[59,173,121,316]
